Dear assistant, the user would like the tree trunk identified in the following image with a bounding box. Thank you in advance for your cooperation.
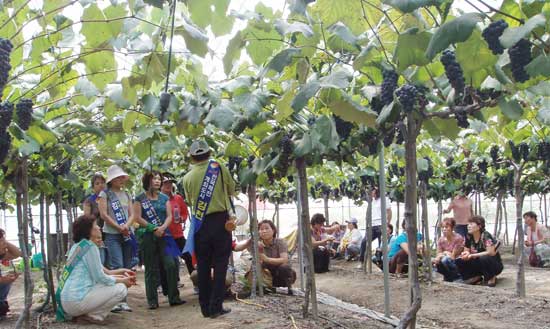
[432,200,442,249]
[544,194,547,227]
[378,142,390,318]
[398,117,421,329]
[420,182,432,281]
[323,196,329,225]
[45,196,56,312]
[36,193,51,312]
[514,167,525,297]
[503,198,509,245]
[362,192,373,273]
[474,192,478,215]
[247,184,263,297]
[66,203,74,250]
[296,157,318,319]
[55,192,63,278]
[15,158,34,329]
[396,202,400,235]
[295,177,305,291]
[275,202,280,230]
[494,192,503,239]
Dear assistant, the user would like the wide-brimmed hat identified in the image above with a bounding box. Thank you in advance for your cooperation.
[106,165,129,183]
[189,139,210,156]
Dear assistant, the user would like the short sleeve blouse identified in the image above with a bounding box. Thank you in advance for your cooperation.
[465,231,496,253]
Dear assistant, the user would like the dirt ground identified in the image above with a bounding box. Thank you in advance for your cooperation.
[2,246,550,329]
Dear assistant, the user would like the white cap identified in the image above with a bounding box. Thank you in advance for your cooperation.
[189,139,210,156]
[106,165,129,183]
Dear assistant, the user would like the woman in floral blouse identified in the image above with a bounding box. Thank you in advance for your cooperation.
[455,216,503,287]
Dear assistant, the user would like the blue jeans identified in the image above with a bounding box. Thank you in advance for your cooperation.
[0,282,11,302]
[104,233,133,270]
[436,256,461,282]
[345,245,360,259]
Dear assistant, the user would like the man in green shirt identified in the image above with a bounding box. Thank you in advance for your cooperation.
[183,139,235,319]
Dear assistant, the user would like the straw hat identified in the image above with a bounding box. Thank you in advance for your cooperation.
[106,165,129,183]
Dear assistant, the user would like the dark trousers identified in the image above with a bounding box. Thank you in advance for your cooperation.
[142,233,181,306]
[455,254,503,280]
[175,236,195,275]
[265,265,297,288]
[454,224,468,239]
[196,212,232,316]
[360,225,382,261]
[388,249,408,273]
[313,247,330,273]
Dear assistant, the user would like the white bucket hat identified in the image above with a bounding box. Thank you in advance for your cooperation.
[189,139,211,156]
[106,165,129,183]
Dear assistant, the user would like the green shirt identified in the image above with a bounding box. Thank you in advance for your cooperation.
[183,160,236,216]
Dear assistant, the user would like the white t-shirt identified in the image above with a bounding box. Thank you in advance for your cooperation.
[349,228,363,247]
[372,197,391,226]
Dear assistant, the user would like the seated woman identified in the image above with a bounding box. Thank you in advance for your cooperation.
[340,218,362,261]
[0,229,21,318]
[433,218,464,282]
[524,211,550,267]
[372,223,394,269]
[387,221,423,275]
[310,214,339,273]
[236,220,297,295]
[330,222,345,258]
[455,216,502,287]
[56,215,135,324]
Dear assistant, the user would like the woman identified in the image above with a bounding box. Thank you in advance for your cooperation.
[83,173,107,264]
[340,218,362,261]
[0,229,21,318]
[236,220,297,295]
[455,216,503,287]
[132,171,185,309]
[97,165,135,312]
[433,218,464,281]
[330,222,345,258]
[310,214,339,273]
[388,220,423,275]
[56,215,134,324]
[524,211,550,267]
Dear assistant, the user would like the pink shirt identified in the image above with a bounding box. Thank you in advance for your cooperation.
[448,197,473,225]
[437,232,465,253]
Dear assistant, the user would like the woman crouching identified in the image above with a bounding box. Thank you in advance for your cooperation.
[236,220,296,295]
[455,216,503,287]
[56,215,135,324]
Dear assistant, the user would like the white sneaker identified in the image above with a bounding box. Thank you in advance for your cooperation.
[110,303,123,313]
[119,302,132,312]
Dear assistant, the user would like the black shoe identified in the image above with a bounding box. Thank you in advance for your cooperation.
[148,303,159,310]
[170,300,186,306]
[209,308,231,319]
[200,308,210,318]
[287,287,294,296]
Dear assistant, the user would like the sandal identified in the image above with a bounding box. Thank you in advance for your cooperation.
[487,276,497,287]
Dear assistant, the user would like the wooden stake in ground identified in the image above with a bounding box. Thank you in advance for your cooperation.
[513,164,526,297]
[378,142,390,318]
[398,117,422,329]
[362,192,373,273]
[248,184,263,298]
[323,196,329,225]
[420,181,432,281]
[502,198,509,245]
[45,196,57,312]
[296,157,318,319]
[14,158,34,329]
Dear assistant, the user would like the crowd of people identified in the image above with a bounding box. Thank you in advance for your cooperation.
[0,139,549,324]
